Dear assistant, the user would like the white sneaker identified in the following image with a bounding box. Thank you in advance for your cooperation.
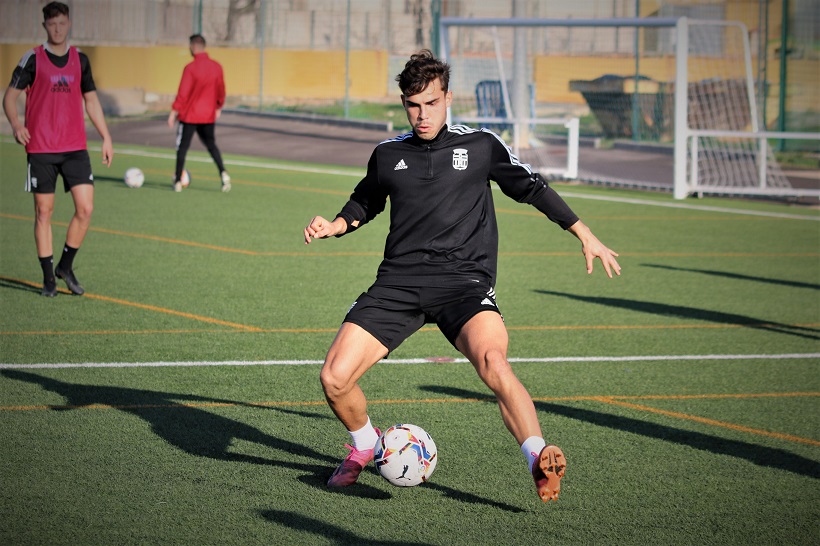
[173,180,183,192]
[221,171,231,193]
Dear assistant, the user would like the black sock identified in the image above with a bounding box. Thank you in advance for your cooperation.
[57,244,79,271]
[39,255,55,282]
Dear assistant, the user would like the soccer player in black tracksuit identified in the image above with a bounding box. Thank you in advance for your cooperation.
[304,50,621,502]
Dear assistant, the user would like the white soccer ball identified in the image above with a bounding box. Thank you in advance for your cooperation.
[180,169,191,188]
[374,424,438,487]
[123,167,144,188]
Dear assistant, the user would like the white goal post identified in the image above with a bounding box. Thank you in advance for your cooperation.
[673,17,819,199]
[439,16,820,200]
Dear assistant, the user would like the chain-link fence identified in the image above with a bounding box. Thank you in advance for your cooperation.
[1,0,816,139]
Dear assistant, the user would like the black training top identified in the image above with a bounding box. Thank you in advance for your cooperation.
[335,124,579,287]
[8,45,96,93]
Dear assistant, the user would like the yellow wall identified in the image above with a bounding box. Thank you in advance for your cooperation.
[1,43,389,101]
[2,42,814,119]
[258,50,388,99]
[534,56,677,104]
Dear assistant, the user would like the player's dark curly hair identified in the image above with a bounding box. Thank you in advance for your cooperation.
[395,49,450,96]
[43,1,69,21]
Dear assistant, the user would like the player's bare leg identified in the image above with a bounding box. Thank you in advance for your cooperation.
[321,322,389,486]
[456,311,566,501]
[456,311,541,442]
[65,184,94,249]
[33,193,55,258]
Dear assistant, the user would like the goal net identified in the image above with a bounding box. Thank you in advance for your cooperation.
[677,19,818,199]
[441,23,580,180]
[439,16,819,200]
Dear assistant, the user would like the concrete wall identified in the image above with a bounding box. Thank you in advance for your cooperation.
[2,43,815,126]
[1,43,390,112]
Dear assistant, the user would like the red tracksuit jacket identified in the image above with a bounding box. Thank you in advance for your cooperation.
[172,52,225,124]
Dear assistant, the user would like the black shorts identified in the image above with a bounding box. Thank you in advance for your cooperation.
[27,151,94,194]
[343,281,503,352]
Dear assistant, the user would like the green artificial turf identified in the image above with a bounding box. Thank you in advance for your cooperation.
[1,138,818,545]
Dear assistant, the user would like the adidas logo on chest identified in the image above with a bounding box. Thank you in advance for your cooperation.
[394,159,408,170]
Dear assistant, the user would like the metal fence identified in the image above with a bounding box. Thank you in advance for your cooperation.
[2,0,816,139]
[5,0,815,56]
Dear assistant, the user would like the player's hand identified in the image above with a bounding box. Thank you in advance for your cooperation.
[304,216,342,244]
[580,236,621,278]
[100,138,114,167]
[12,125,30,146]
[167,111,176,128]
[568,220,621,278]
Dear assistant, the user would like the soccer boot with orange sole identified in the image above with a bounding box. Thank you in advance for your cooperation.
[532,444,566,502]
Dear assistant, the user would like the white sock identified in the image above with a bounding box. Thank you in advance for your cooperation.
[349,417,380,451]
[521,436,547,471]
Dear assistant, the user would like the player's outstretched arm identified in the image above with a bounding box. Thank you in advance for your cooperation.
[304,216,348,244]
[567,220,621,278]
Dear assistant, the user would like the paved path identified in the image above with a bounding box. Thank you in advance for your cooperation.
[89,111,816,197]
[98,111,394,169]
[97,110,678,189]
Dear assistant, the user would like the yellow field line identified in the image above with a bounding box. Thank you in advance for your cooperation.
[0,275,263,332]
[85,292,264,332]
[4,213,818,258]
[0,328,341,335]
[507,322,820,331]
[3,322,820,336]
[495,208,802,221]
[232,179,350,196]
[5,391,815,411]
[592,395,820,447]
[500,251,820,257]
[1,213,377,256]
[3,271,820,336]
[604,392,820,401]
[3,392,817,447]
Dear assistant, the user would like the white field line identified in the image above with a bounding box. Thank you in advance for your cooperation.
[1,353,817,369]
[112,147,819,222]
[116,147,364,178]
[558,191,820,221]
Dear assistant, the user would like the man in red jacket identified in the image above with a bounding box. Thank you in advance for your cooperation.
[167,34,230,193]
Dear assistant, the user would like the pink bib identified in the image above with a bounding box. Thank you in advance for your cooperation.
[25,45,87,153]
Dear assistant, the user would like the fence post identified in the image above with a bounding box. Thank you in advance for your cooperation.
[673,16,689,200]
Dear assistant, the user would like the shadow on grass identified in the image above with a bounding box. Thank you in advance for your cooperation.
[535,289,820,340]
[642,264,820,291]
[0,277,45,295]
[2,371,523,510]
[420,385,820,480]
[1,370,333,470]
[260,510,436,545]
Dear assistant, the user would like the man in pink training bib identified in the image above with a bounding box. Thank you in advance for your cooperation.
[3,1,113,297]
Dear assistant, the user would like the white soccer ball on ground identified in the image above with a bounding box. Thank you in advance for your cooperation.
[374,423,438,487]
[180,169,191,188]
[123,167,144,188]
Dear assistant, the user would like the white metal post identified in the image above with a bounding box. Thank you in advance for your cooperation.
[673,17,690,200]
[565,117,579,179]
